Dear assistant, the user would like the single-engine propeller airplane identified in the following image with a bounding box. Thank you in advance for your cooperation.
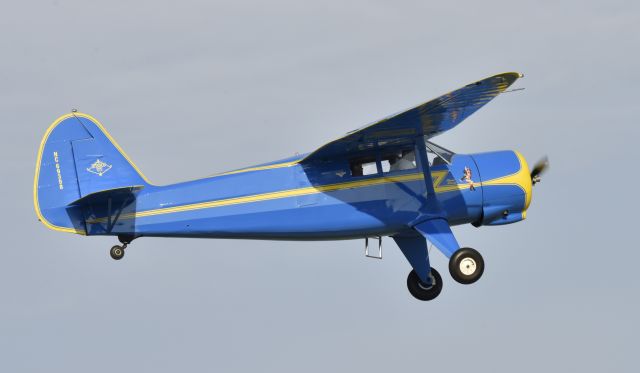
[34,72,547,301]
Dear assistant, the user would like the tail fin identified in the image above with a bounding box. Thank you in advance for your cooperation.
[34,112,150,234]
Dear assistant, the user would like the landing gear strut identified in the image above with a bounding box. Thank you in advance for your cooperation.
[406,268,443,301]
[449,247,484,284]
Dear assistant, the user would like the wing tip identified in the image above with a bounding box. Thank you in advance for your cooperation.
[486,71,523,92]
[467,71,522,89]
[497,71,524,82]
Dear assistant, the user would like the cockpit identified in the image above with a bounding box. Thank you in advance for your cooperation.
[348,140,455,177]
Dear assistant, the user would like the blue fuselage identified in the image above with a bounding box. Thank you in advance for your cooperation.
[85,150,532,240]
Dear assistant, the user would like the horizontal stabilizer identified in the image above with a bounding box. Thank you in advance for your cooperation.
[68,185,144,207]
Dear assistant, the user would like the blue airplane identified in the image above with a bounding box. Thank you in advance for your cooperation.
[34,72,547,301]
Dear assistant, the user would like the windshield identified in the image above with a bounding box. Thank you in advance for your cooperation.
[348,139,455,177]
[425,139,455,165]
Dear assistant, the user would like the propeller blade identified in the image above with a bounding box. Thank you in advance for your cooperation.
[531,156,549,185]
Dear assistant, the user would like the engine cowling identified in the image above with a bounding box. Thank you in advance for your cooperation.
[471,150,532,226]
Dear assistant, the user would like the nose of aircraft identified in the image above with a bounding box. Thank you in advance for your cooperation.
[471,150,532,225]
[517,152,533,212]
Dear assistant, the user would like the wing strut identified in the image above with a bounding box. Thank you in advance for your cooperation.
[393,138,461,285]
[412,136,446,220]
[415,139,436,197]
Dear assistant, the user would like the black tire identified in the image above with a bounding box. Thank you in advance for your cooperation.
[449,247,484,284]
[110,245,125,260]
[406,268,443,301]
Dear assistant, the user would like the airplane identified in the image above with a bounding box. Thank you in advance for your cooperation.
[33,72,548,301]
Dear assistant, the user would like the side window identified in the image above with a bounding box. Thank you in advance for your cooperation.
[382,150,417,173]
[380,159,391,173]
[350,157,378,177]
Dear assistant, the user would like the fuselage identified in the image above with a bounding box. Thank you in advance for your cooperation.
[85,149,532,240]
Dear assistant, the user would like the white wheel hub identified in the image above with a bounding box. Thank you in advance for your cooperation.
[459,257,477,276]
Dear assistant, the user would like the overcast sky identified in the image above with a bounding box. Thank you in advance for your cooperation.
[1,1,639,372]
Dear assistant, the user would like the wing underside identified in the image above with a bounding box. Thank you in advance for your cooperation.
[301,72,522,163]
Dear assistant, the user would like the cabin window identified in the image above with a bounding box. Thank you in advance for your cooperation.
[381,150,417,173]
[380,159,391,173]
[350,157,378,176]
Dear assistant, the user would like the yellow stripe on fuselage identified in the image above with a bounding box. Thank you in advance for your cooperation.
[88,170,484,224]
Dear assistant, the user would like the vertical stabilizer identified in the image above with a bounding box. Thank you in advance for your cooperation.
[34,112,149,234]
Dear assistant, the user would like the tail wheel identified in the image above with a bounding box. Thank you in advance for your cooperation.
[110,245,125,260]
[449,247,484,284]
[406,268,443,301]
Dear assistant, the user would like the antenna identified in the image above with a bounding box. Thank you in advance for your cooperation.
[502,88,525,94]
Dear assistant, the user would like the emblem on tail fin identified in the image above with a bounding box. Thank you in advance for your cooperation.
[87,159,112,176]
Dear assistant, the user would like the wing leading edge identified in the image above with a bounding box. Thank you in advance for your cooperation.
[301,72,522,163]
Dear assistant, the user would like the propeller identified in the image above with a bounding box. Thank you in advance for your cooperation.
[531,156,549,185]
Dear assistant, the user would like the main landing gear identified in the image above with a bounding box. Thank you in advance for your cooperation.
[448,247,484,285]
[402,247,485,301]
[109,235,135,261]
[407,268,442,301]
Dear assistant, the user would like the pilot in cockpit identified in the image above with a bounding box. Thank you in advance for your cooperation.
[390,150,416,171]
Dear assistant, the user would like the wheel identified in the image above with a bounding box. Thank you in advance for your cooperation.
[406,268,443,301]
[110,245,125,260]
[449,247,484,284]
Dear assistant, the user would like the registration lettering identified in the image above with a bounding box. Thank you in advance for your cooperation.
[53,151,64,190]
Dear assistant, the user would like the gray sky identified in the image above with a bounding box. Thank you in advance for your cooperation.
[1,0,639,372]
